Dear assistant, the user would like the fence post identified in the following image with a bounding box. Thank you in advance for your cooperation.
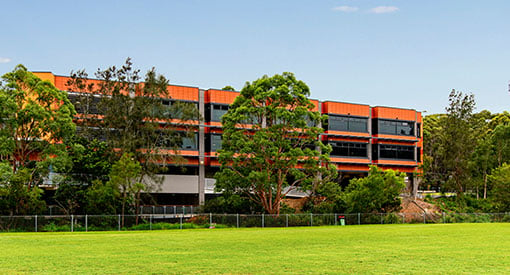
[443,212,446,223]
[35,215,37,232]
[286,214,289,227]
[71,215,74,232]
[358,213,360,225]
[380,213,383,224]
[401,213,405,224]
[209,213,212,225]
[149,215,152,230]
[310,213,313,227]
[423,212,426,224]
[118,214,121,231]
[85,215,88,232]
[262,214,264,228]
[334,213,337,226]
[236,214,239,228]
[180,214,183,229]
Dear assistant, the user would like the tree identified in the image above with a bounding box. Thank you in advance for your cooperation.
[215,72,336,215]
[422,114,447,190]
[66,59,200,188]
[487,163,510,212]
[342,166,406,213]
[0,162,46,215]
[107,153,142,226]
[222,86,236,91]
[0,65,76,182]
[440,90,476,194]
[84,180,120,215]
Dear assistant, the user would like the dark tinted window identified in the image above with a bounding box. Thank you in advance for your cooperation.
[377,119,415,136]
[379,144,414,160]
[329,141,367,157]
[211,104,229,122]
[67,93,101,114]
[328,115,367,133]
[211,134,222,151]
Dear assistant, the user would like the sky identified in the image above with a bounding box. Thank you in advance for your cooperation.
[1,0,509,114]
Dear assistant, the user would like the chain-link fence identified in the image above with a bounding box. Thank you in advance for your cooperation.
[0,212,509,232]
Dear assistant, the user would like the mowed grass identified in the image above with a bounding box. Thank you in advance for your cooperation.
[1,223,509,274]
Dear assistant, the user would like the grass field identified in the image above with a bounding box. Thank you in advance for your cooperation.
[1,223,509,274]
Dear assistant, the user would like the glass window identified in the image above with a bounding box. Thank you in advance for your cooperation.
[211,134,222,151]
[329,141,367,157]
[379,144,415,160]
[67,93,101,114]
[181,133,198,150]
[328,115,367,133]
[377,119,415,136]
[211,104,229,122]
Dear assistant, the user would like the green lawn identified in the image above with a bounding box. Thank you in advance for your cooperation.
[1,223,509,274]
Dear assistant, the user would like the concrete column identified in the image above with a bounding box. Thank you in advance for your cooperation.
[198,89,206,205]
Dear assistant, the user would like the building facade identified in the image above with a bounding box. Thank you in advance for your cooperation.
[34,72,423,206]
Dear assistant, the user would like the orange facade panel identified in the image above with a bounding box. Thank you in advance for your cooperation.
[205,89,239,104]
[330,157,370,164]
[322,102,370,117]
[336,164,370,172]
[327,136,368,143]
[309,99,319,112]
[325,130,370,138]
[33,72,55,85]
[372,159,417,166]
[372,106,417,121]
[167,85,199,101]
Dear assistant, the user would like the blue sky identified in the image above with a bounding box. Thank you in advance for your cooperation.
[1,0,509,114]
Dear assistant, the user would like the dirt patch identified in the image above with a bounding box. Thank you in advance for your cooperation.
[400,197,442,222]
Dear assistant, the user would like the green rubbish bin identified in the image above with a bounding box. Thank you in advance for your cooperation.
[338,215,345,226]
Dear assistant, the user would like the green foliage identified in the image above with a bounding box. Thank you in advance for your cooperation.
[488,163,510,212]
[342,166,405,213]
[84,180,121,215]
[203,194,263,214]
[66,58,200,177]
[221,86,236,91]
[0,163,46,215]
[53,177,87,215]
[216,72,336,214]
[304,181,346,213]
[108,153,143,223]
[0,65,76,175]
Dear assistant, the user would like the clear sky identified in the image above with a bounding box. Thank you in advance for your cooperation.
[1,0,509,114]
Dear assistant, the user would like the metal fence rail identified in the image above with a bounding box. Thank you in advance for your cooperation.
[0,212,508,232]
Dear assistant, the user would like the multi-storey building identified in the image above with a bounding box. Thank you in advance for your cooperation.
[34,72,423,206]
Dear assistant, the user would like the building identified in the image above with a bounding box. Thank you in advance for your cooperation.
[34,72,423,206]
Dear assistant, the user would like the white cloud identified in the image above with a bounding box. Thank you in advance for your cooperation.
[369,6,399,14]
[332,6,359,12]
[0,57,11,63]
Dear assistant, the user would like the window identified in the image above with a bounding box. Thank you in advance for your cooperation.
[329,141,367,158]
[378,144,415,160]
[210,134,222,151]
[67,93,101,114]
[328,115,367,133]
[156,131,198,150]
[376,119,415,136]
[180,133,198,150]
[417,123,421,138]
[211,104,229,122]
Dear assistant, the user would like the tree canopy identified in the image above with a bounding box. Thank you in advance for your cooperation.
[215,72,336,215]
[0,65,76,177]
